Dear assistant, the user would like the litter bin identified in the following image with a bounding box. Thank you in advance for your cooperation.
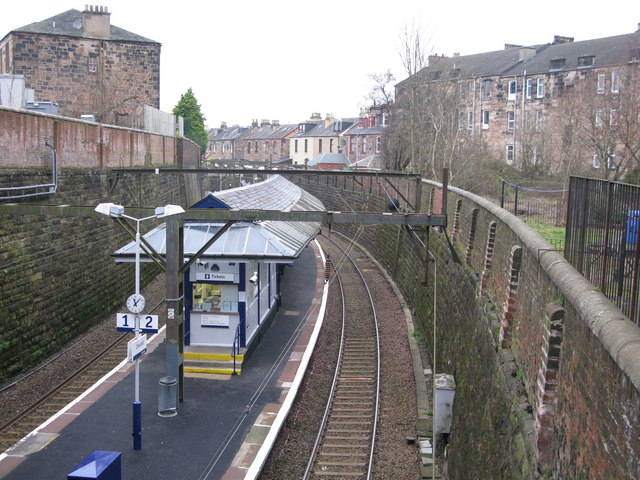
[158,376,177,417]
[627,211,640,246]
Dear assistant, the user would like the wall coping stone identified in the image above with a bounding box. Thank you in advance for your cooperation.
[425,179,640,391]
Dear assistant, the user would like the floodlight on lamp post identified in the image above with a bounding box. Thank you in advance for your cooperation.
[95,202,184,450]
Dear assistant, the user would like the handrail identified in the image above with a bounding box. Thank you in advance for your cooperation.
[0,143,58,200]
[231,322,241,376]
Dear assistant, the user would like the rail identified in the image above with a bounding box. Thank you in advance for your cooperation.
[0,143,58,200]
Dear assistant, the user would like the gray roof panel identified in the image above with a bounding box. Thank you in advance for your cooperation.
[12,9,159,44]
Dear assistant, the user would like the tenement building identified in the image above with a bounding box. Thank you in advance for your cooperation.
[0,6,161,125]
[396,26,640,178]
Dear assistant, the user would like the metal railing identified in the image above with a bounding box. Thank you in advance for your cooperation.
[565,176,640,325]
[231,322,242,376]
[0,143,57,200]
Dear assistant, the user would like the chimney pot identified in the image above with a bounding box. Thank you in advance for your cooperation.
[83,5,111,39]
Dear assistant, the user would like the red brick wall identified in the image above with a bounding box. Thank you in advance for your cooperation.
[0,107,176,167]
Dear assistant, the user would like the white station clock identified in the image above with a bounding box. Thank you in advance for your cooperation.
[126,293,146,314]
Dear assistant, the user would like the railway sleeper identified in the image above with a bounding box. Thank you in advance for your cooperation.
[317,461,367,467]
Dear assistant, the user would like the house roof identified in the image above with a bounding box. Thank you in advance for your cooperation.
[343,122,387,136]
[243,124,298,141]
[397,29,640,86]
[209,127,252,142]
[309,153,350,167]
[9,9,159,44]
[295,120,356,138]
[503,32,640,76]
[112,175,324,263]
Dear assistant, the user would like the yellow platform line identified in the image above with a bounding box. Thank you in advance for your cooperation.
[185,352,244,361]
[185,366,242,375]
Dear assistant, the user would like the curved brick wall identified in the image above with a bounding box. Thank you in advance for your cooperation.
[294,174,640,478]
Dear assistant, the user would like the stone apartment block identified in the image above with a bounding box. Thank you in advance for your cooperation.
[396,26,640,176]
[0,6,160,125]
[289,114,355,166]
[242,121,298,164]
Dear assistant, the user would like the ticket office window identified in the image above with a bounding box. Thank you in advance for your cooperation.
[193,283,221,311]
[192,283,239,313]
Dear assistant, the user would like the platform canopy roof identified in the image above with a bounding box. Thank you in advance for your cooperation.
[112,175,325,263]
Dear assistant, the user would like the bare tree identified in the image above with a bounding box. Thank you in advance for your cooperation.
[545,65,640,181]
[366,70,395,107]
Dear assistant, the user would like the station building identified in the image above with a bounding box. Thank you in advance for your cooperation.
[112,175,324,374]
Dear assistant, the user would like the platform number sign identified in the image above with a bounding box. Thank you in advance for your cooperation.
[117,313,159,333]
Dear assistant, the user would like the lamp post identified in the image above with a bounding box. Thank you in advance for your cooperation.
[95,203,184,450]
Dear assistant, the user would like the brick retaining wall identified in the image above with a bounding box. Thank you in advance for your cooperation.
[294,173,640,479]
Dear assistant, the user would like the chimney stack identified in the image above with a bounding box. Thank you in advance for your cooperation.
[83,5,111,39]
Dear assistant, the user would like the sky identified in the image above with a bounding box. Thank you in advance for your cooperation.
[1,1,638,129]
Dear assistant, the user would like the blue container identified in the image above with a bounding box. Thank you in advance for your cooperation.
[67,451,121,480]
[627,211,640,246]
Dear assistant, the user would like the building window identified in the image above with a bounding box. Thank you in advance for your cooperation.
[536,110,544,130]
[597,73,606,94]
[273,141,277,153]
[507,111,515,132]
[611,71,620,93]
[577,55,595,68]
[595,109,603,127]
[469,81,474,98]
[610,109,618,126]
[212,143,216,154]
[593,151,601,169]
[506,145,514,164]
[467,111,474,130]
[304,139,308,153]
[319,138,323,153]
[264,141,269,153]
[294,139,298,153]
[536,78,545,98]
[349,137,355,153]
[482,80,491,99]
[481,110,490,129]
[330,138,334,153]
[526,78,532,99]
[376,136,381,153]
[88,57,97,72]
[363,137,368,153]
[247,142,251,154]
[550,58,566,70]
[508,80,517,101]
[382,113,389,126]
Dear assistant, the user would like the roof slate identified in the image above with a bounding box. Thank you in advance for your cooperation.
[397,30,640,86]
[11,9,159,44]
[243,124,298,140]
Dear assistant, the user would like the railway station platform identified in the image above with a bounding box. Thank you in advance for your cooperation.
[0,242,327,480]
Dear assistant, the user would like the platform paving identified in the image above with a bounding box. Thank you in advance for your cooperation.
[0,244,324,480]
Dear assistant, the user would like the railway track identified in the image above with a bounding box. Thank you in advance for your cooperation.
[0,300,164,452]
[304,234,380,479]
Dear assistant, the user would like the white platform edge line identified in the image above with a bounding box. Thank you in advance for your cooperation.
[0,326,166,460]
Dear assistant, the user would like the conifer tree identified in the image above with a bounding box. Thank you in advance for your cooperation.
[173,88,208,151]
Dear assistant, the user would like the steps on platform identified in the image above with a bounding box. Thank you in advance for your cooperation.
[184,346,246,375]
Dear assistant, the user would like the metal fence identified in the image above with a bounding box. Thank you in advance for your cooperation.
[565,176,640,325]
[500,179,567,227]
